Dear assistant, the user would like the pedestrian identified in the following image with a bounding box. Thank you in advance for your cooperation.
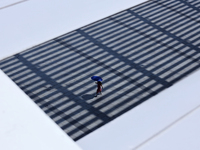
[94,81,103,97]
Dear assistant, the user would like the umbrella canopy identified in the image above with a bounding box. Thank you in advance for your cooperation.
[91,76,103,82]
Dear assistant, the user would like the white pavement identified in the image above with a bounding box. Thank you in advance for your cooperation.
[1,0,200,150]
[0,70,82,150]
[77,68,200,150]
[0,0,147,150]
[0,0,147,60]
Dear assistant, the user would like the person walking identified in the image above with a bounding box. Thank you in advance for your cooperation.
[94,81,103,97]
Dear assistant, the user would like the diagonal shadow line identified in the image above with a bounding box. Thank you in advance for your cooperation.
[107,32,168,57]
[131,1,164,15]
[122,10,200,62]
[37,46,99,71]
[14,54,111,123]
[158,12,198,30]
[141,10,199,36]
[69,72,145,100]
[168,65,200,84]
[182,27,200,41]
[40,96,73,111]
[70,20,198,92]
[130,0,155,11]
[18,54,122,95]
[44,49,107,79]
[152,0,200,23]
[45,103,91,134]
[66,116,101,136]
[140,3,200,30]
[50,49,130,83]
[89,18,143,40]
[131,9,199,41]
[157,57,198,78]
[134,0,195,24]
[144,48,199,73]
[126,10,200,53]
[163,60,200,81]
[160,0,197,17]
[101,25,156,47]
[191,1,200,8]
[166,0,200,12]
[49,104,88,123]
[172,23,200,39]
[50,57,112,85]
[76,29,171,88]
[5,31,194,96]
[130,40,200,70]
[0,58,20,70]
[67,67,141,93]
[26,38,84,65]
[73,120,105,141]
[27,46,68,64]
[104,29,164,57]
[54,38,160,96]
[22,33,78,59]
[0,0,198,141]
[68,69,143,99]
[110,18,199,66]
[85,14,139,35]
[55,109,92,126]
[7,69,35,83]
[14,73,38,85]
[89,77,159,107]
[81,22,191,68]
[15,78,92,135]
[24,42,62,60]
[14,40,55,58]
[102,82,163,115]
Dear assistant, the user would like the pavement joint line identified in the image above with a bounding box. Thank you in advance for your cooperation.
[54,38,160,96]
[0,0,28,10]
[126,10,200,53]
[14,54,111,123]
[132,103,200,150]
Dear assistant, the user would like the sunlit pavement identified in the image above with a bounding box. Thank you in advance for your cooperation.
[0,0,199,144]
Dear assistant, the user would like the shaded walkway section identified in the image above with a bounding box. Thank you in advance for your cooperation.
[0,0,199,141]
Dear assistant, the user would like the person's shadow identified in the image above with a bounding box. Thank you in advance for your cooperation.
[81,94,94,100]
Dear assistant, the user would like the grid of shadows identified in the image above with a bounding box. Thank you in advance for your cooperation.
[0,0,200,141]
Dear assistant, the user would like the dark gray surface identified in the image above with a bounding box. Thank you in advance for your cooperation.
[0,0,199,141]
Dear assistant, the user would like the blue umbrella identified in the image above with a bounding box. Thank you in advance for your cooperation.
[91,76,103,82]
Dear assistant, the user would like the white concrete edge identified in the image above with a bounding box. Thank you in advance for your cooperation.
[0,70,82,150]
[0,0,148,60]
[137,103,200,150]
[77,69,200,150]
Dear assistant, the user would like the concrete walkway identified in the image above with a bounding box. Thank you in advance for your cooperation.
[0,0,199,141]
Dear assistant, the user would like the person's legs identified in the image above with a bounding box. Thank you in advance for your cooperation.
[95,89,98,97]
[95,88,102,97]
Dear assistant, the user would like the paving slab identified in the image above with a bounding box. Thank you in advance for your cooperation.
[0,0,200,141]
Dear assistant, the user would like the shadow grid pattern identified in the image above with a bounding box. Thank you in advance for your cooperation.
[0,0,200,141]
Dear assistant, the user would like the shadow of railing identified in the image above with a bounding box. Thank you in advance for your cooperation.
[0,0,200,141]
